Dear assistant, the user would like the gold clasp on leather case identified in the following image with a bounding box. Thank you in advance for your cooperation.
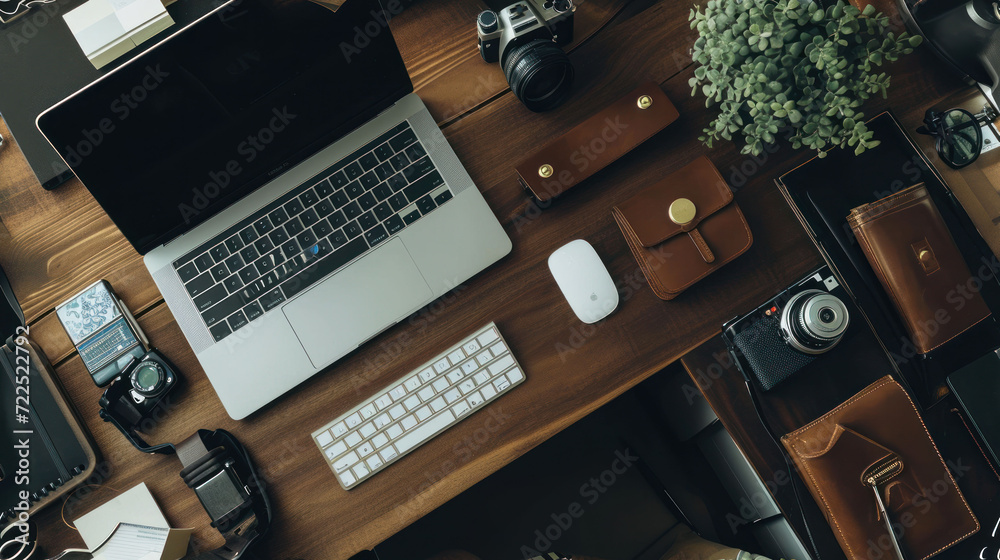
[668,198,697,226]
[637,95,653,109]
[538,164,554,178]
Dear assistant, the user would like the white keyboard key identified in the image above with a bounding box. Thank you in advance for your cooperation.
[317,430,334,448]
[333,451,359,472]
[366,456,383,470]
[494,378,511,392]
[489,355,516,376]
[325,440,347,460]
[461,360,477,375]
[481,384,497,400]
[459,379,475,394]
[372,433,388,449]
[448,349,465,364]
[340,471,356,487]
[477,328,499,346]
[360,403,377,419]
[507,367,525,384]
[375,395,393,410]
[453,400,471,416]
[415,405,432,421]
[387,424,403,439]
[430,396,447,412]
[434,358,450,373]
[353,464,370,479]
[401,415,418,430]
[345,431,362,447]
[373,413,391,430]
[390,385,406,400]
[490,342,506,357]
[418,386,435,401]
[389,404,406,420]
[467,391,484,408]
[394,410,457,454]
[476,351,492,366]
[358,442,375,457]
[474,371,490,385]
[379,447,398,462]
[419,368,435,382]
[463,340,480,355]
[432,378,449,393]
[345,413,361,429]
[447,370,464,384]
[359,422,376,438]
[444,388,461,403]
[403,395,421,411]
[404,376,420,391]
[331,422,348,438]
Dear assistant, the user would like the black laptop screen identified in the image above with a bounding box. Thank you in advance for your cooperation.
[36,0,413,255]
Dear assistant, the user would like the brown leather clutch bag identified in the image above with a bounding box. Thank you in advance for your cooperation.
[781,376,978,560]
[847,184,991,354]
[612,156,752,300]
[516,81,679,203]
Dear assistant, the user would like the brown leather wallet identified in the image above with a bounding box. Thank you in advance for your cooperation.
[515,81,679,202]
[848,184,991,354]
[612,156,752,300]
[782,376,979,560]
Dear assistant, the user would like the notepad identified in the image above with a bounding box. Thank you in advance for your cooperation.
[63,0,174,69]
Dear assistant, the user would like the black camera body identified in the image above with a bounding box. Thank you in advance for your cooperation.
[723,267,852,391]
[477,0,576,112]
[99,349,180,431]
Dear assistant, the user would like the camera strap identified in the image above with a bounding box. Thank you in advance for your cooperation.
[175,430,271,560]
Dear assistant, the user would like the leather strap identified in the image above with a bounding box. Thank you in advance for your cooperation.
[515,80,679,202]
[688,228,715,263]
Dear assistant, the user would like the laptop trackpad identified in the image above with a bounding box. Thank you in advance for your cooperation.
[282,239,433,368]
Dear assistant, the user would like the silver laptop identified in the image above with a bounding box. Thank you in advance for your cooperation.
[36,0,511,419]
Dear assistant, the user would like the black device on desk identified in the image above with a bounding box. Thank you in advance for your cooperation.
[947,350,1000,469]
[0,261,97,523]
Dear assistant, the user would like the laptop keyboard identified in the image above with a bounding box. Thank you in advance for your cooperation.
[171,121,455,343]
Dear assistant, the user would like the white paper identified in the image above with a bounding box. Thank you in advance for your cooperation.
[92,524,169,560]
[74,483,169,551]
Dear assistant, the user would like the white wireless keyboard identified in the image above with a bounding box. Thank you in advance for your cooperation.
[312,322,526,489]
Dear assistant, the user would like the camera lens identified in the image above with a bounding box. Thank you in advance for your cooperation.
[779,289,850,355]
[131,361,165,397]
[503,39,575,112]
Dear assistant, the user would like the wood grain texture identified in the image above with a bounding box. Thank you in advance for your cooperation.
[3,0,990,558]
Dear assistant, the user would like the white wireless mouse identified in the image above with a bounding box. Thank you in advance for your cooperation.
[548,239,620,324]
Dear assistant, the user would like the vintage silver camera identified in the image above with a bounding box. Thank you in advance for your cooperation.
[477,0,576,112]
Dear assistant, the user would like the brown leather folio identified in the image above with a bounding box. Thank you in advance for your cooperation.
[847,184,992,354]
[781,376,979,560]
[612,156,752,300]
[515,81,679,202]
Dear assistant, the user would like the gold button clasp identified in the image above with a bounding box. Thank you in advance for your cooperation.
[539,164,554,178]
[637,95,653,109]
[669,198,697,226]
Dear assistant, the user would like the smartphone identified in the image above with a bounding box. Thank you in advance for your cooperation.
[947,350,1000,469]
[56,280,148,386]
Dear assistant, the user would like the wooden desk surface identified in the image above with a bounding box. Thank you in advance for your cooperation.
[0,0,975,557]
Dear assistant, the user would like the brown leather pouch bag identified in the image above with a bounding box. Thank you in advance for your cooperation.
[782,376,978,560]
[612,156,752,300]
[848,184,991,354]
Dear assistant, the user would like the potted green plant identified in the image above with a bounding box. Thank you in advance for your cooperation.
[688,0,922,157]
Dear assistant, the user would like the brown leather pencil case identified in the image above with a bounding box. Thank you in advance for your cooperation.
[515,81,679,203]
[782,376,979,560]
[847,184,991,354]
[612,156,752,300]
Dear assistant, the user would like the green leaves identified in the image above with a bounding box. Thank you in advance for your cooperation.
[689,0,920,157]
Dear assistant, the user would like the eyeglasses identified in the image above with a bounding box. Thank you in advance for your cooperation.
[917,105,999,169]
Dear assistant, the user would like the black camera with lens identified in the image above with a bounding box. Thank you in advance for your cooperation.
[477,0,576,112]
[722,267,852,391]
[99,349,180,444]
